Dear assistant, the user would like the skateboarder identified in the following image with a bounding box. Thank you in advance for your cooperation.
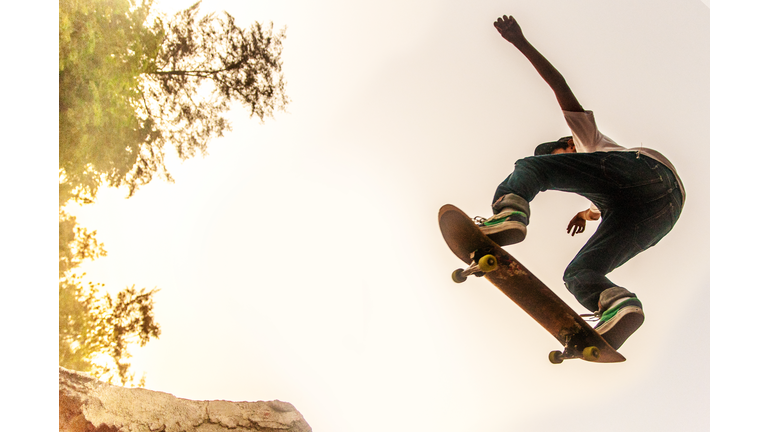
[478,15,685,349]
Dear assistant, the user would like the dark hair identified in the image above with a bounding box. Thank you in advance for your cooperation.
[534,136,573,156]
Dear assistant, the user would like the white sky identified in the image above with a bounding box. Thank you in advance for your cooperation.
[6,0,768,431]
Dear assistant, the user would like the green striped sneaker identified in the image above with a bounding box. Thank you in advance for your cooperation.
[594,296,644,350]
[477,209,528,246]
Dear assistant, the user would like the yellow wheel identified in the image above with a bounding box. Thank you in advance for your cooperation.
[548,351,564,364]
[478,255,498,273]
[452,269,468,283]
[582,346,601,362]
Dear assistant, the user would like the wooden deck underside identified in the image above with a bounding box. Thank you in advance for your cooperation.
[439,204,625,363]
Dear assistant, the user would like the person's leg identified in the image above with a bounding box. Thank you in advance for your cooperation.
[561,208,637,312]
[481,152,614,245]
[487,152,683,348]
[493,152,668,208]
[482,152,666,245]
[564,170,683,311]
[563,173,682,349]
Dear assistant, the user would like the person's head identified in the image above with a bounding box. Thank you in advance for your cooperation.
[534,136,575,155]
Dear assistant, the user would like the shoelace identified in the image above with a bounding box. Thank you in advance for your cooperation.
[473,214,509,226]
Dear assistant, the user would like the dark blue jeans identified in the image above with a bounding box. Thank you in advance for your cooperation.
[493,152,683,312]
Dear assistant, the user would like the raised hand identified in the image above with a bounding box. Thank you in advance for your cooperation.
[494,13,585,113]
[494,15,525,45]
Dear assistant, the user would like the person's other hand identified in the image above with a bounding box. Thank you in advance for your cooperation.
[566,212,587,236]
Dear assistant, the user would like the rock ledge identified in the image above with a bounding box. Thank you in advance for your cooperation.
[59,367,312,432]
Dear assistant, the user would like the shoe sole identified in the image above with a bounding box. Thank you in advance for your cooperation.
[596,306,644,350]
[481,222,527,246]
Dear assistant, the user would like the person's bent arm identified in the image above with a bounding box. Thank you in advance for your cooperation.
[494,15,584,113]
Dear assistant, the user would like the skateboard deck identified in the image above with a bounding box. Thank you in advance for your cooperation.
[439,204,625,364]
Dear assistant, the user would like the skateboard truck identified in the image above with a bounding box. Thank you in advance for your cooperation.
[451,249,499,283]
[548,334,601,364]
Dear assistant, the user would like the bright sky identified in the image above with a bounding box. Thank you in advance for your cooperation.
[7,0,765,430]
[59,1,713,430]
[65,0,712,430]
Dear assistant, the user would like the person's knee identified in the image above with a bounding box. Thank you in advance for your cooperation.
[511,156,539,176]
[562,265,584,296]
[563,262,582,284]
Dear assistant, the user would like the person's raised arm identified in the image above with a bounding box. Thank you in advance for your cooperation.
[494,15,584,113]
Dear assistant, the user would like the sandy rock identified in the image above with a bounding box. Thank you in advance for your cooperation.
[59,367,312,432]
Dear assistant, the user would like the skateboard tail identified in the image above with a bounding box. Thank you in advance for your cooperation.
[439,205,487,265]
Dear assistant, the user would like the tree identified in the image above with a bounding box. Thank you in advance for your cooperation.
[59,274,161,386]
[59,0,288,203]
[58,0,288,385]
[59,0,163,205]
[59,214,161,386]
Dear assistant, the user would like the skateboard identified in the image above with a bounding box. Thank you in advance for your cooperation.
[438,204,625,364]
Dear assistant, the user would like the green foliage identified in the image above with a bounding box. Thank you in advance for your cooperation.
[59,0,163,204]
[58,0,286,386]
[59,274,104,374]
[59,210,161,386]
[59,211,107,277]
[59,273,161,387]
[59,0,288,203]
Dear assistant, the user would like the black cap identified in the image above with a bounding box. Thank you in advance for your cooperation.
[533,136,573,155]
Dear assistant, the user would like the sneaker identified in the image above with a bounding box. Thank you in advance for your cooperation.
[477,209,528,246]
[594,297,644,350]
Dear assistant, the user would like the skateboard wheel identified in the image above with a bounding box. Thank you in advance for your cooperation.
[582,346,600,361]
[451,269,468,283]
[548,351,564,364]
[477,255,498,273]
